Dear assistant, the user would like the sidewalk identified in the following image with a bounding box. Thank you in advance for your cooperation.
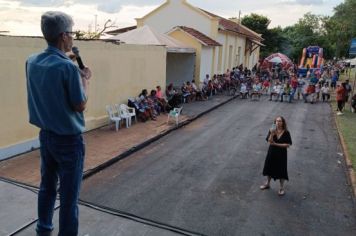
[0,95,235,187]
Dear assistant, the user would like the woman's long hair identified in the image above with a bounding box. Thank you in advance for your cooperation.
[274,116,288,131]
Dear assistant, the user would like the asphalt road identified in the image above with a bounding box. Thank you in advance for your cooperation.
[81,97,356,236]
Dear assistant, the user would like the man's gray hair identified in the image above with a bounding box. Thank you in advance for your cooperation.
[41,11,74,43]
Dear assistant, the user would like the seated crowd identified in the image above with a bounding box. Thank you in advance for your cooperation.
[116,62,353,127]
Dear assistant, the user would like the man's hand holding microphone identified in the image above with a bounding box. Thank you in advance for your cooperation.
[71,46,91,96]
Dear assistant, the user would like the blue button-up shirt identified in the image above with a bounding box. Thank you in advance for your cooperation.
[26,46,86,135]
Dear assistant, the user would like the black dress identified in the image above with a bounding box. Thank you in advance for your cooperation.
[262,130,292,180]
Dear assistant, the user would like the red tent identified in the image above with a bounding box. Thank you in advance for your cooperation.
[261,53,294,69]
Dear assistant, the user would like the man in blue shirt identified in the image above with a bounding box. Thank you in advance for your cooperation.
[26,11,91,236]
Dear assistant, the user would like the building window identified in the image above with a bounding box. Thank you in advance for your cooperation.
[237,47,241,66]
[228,45,233,69]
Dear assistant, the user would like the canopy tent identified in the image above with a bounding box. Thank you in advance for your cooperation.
[107,25,195,53]
[261,53,294,70]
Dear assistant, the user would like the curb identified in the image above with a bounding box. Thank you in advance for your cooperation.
[333,108,356,202]
[83,95,238,180]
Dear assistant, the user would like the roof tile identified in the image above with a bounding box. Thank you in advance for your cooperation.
[200,9,263,41]
[177,26,221,46]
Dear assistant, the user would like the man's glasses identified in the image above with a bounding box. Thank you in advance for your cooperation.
[65,31,75,37]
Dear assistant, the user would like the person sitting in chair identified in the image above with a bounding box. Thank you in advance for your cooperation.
[191,80,206,101]
[251,80,262,99]
[166,83,182,108]
[240,82,249,99]
[280,82,292,103]
[181,82,191,103]
[302,84,316,104]
[269,82,282,101]
[156,85,171,112]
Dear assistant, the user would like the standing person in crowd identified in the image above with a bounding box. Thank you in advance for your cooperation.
[336,83,346,115]
[331,71,338,90]
[296,75,305,100]
[26,11,91,236]
[290,75,298,101]
[315,82,321,101]
[344,79,352,103]
[351,94,356,113]
[321,83,330,102]
[260,116,292,196]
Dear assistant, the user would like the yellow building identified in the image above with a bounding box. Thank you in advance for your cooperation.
[135,0,264,82]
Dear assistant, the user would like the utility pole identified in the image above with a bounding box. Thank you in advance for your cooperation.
[238,10,241,24]
[94,14,98,33]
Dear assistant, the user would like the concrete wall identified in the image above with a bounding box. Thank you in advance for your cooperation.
[166,52,195,86]
[0,36,166,159]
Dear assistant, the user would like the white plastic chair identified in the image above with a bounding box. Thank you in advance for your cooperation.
[115,104,131,128]
[106,105,121,131]
[167,107,182,125]
[120,104,137,124]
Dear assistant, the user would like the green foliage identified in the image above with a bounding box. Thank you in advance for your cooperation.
[242,0,356,61]
[242,14,286,59]
[241,13,270,34]
[327,0,356,57]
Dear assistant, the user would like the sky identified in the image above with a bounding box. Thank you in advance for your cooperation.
[0,0,343,36]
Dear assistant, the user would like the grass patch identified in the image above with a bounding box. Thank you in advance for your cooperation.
[332,68,356,168]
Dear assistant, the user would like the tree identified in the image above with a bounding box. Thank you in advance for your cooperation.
[74,19,117,40]
[326,0,356,58]
[241,13,286,59]
[282,13,332,61]
[241,13,270,35]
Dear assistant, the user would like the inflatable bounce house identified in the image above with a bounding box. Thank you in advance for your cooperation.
[298,46,324,77]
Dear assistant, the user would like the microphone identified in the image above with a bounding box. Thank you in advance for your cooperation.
[72,46,85,70]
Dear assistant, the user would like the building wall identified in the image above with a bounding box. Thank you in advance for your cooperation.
[140,0,211,36]
[0,36,166,159]
[138,0,261,74]
[216,32,247,73]
[215,31,261,71]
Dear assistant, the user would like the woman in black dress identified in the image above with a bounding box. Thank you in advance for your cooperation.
[260,116,292,196]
